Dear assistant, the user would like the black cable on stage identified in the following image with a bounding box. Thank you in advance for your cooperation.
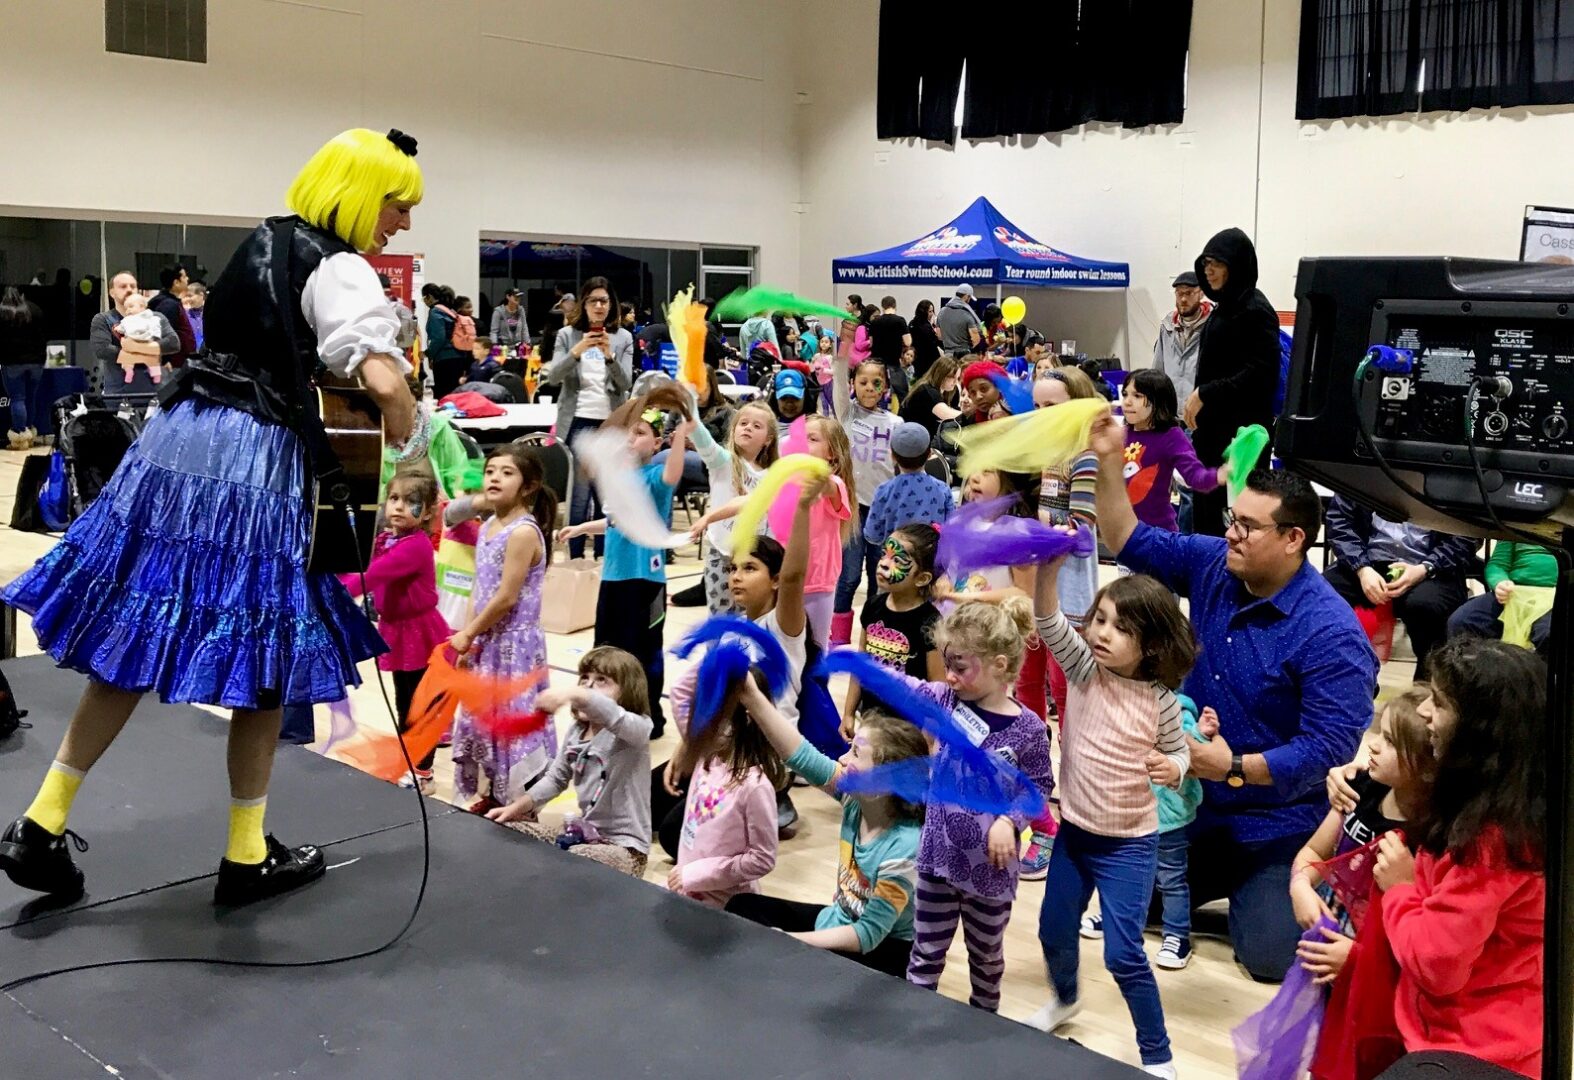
[2,499,432,996]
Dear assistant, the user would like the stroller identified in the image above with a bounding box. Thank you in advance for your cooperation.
[53,395,139,521]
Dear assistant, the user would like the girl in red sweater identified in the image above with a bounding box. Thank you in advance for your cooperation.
[1371,637,1546,1079]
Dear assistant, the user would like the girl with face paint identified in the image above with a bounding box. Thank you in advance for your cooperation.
[840,524,943,739]
[337,465,453,792]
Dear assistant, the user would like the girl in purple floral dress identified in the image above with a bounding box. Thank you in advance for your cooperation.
[448,445,558,812]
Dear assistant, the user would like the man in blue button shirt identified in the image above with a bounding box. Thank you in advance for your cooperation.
[1088,411,1377,981]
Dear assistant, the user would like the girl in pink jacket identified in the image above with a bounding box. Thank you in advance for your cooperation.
[339,466,452,791]
[665,671,787,908]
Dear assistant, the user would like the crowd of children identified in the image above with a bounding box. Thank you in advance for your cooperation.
[321,315,1545,1080]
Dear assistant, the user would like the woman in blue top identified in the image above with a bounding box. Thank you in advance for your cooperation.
[724,676,929,976]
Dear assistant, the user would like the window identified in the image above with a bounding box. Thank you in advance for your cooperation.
[475,239,754,341]
[105,0,207,64]
[1298,0,1574,119]
[0,214,250,365]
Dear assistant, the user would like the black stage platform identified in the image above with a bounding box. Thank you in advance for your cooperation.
[1,656,1141,1079]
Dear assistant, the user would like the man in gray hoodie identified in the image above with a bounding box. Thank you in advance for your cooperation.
[1152,271,1213,531]
[1151,270,1212,405]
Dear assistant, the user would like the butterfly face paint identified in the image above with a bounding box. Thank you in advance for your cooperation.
[878,537,915,588]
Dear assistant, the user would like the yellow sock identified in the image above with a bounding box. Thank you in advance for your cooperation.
[25,762,85,836]
[226,797,268,865]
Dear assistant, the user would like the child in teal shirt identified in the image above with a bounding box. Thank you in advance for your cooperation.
[559,395,692,738]
[722,677,930,977]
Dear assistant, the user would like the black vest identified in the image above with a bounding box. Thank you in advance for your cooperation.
[161,215,353,474]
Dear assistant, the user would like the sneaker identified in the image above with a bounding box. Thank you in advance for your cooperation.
[213,834,326,906]
[1155,934,1192,970]
[1142,1061,1177,1079]
[1079,914,1103,939]
[399,769,435,795]
[1019,832,1053,881]
[0,816,87,899]
[1024,993,1081,1033]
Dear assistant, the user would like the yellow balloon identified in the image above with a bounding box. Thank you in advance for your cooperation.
[1001,295,1026,325]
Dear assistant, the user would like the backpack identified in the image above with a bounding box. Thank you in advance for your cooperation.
[451,313,477,352]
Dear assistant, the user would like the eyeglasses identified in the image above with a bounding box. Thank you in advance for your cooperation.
[1223,509,1288,539]
[584,296,612,306]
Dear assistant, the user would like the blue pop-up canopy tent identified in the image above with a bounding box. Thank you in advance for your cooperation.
[832,197,1129,289]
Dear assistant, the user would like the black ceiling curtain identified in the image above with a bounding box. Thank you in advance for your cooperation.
[878,0,1192,141]
[1297,0,1574,120]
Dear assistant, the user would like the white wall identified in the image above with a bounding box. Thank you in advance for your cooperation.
[9,0,1574,362]
[0,0,806,304]
[798,0,1574,364]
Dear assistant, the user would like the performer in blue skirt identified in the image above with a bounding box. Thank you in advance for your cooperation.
[0,128,426,907]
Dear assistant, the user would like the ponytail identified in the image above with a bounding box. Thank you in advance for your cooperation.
[531,483,559,557]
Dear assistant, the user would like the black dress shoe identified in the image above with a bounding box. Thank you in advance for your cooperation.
[0,816,87,899]
[213,835,326,907]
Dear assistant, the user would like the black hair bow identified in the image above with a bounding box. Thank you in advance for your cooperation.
[385,129,418,157]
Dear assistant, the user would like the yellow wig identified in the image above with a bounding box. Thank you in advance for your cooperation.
[285,129,424,253]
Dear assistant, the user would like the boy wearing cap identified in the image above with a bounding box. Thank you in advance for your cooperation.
[863,422,955,555]
[769,367,807,428]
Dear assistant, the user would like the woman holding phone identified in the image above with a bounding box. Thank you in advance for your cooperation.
[547,276,634,558]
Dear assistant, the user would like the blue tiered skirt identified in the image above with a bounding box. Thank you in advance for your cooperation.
[2,398,386,708]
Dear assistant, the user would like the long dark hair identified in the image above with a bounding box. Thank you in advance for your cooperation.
[913,299,934,323]
[1123,368,1180,431]
[1087,574,1198,688]
[1412,637,1546,869]
[570,276,619,332]
[0,287,32,325]
[684,669,790,788]
[484,443,559,557]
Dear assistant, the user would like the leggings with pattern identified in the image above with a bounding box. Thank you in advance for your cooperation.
[906,870,1014,1011]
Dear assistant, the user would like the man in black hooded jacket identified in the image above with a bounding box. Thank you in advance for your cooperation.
[1181,228,1281,536]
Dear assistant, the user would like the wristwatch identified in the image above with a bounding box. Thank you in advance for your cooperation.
[1226,754,1246,788]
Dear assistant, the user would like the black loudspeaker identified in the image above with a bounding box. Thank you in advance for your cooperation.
[1377,1051,1528,1080]
[1276,256,1574,538]
[1277,255,1573,1080]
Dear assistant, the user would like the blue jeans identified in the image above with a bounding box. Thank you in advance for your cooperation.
[565,416,604,559]
[1176,486,1194,534]
[1184,823,1307,982]
[834,506,878,614]
[1040,822,1170,1065]
[1156,828,1190,940]
[3,365,43,433]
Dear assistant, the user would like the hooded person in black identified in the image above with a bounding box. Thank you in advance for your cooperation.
[1183,227,1281,536]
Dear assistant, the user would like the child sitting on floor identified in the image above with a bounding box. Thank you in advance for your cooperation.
[727,682,929,977]
[666,668,787,908]
[1291,685,1433,987]
[487,646,653,878]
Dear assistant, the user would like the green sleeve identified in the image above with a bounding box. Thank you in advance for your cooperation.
[1485,543,1513,592]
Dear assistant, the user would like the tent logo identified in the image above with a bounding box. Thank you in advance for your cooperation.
[902,226,981,257]
[994,226,1066,262]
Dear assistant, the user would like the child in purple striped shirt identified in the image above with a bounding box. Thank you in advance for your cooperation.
[901,600,1054,1013]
